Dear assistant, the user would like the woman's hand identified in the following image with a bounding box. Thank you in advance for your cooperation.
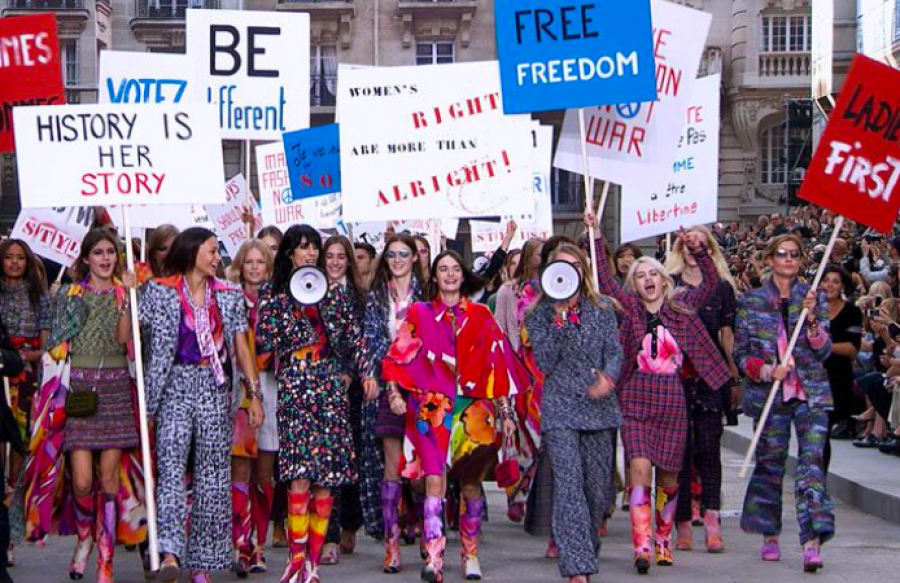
[678,229,703,253]
[502,418,516,439]
[587,371,612,400]
[363,377,380,400]
[771,364,790,381]
[802,289,817,318]
[248,397,264,430]
[121,270,138,290]
[584,209,597,230]
[389,392,407,416]
[340,374,352,389]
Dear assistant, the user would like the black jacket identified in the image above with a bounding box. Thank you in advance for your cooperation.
[0,320,25,455]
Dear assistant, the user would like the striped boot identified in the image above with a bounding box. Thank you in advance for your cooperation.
[232,482,253,578]
[280,492,310,583]
[306,496,334,583]
[654,485,679,567]
[628,486,652,575]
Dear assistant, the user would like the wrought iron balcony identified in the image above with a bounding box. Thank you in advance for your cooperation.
[135,0,219,19]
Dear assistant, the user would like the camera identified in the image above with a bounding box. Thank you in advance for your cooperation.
[868,296,884,319]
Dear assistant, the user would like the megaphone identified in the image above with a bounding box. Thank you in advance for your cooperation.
[540,261,582,301]
[289,265,328,305]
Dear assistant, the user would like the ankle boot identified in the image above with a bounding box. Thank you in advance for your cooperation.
[251,482,274,573]
[421,496,445,583]
[703,510,724,553]
[232,483,252,578]
[96,493,117,583]
[70,493,95,581]
[381,481,402,573]
[459,498,484,581]
[305,496,333,583]
[628,486,652,575]
[654,486,678,566]
[280,492,309,583]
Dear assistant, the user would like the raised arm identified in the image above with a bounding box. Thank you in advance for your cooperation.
[679,247,720,310]
[584,236,637,310]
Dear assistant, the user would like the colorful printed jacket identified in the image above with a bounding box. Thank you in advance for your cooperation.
[357,278,424,382]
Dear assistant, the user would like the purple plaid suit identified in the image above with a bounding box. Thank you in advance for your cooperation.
[590,239,731,471]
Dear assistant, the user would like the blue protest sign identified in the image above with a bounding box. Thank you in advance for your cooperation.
[282,124,341,200]
[495,0,657,114]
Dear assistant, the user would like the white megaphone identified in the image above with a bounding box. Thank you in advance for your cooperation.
[289,265,328,305]
[540,261,582,301]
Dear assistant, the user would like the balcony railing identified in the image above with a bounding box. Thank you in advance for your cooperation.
[311,73,336,107]
[5,0,83,7]
[278,0,351,3]
[135,0,219,18]
[759,52,811,78]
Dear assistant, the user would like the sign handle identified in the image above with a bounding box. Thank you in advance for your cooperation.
[245,141,254,239]
[122,207,160,570]
[140,229,147,264]
[738,214,845,479]
[577,108,600,291]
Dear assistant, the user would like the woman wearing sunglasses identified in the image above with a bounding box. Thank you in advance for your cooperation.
[736,233,834,573]
[358,234,427,573]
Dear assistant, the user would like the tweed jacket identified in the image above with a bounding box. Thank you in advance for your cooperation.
[525,297,623,432]
[357,278,424,381]
[139,277,248,417]
[735,279,833,416]
[592,239,732,398]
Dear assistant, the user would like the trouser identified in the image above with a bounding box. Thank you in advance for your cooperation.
[545,428,614,578]
[156,366,232,571]
[675,399,723,522]
[740,400,835,545]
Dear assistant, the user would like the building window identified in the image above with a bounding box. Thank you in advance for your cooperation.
[762,15,810,52]
[550,168,582,211]
[61,39,79,86]
[416,41,454,65]
[760,125,786,185]
[310,45,337,107]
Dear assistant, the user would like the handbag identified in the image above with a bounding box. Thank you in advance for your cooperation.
[495,435,521,488]
[65,358,104,418]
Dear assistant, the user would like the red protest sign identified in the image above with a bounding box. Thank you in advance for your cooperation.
[0,14,66,153]
[799,55,900,233]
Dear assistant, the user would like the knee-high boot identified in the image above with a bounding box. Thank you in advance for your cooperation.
[96,493,117,583]
[70,493,95,580]
[251,482,275,572]
[281,492,309,583]
[421,496,445,583]
[381,481,402,573]
[306,496,334,583]
[628,486,652,574]
[232,482,252,577]
[655,485,679,566]
[459,497,484,581]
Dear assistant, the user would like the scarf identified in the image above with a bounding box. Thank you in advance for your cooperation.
[182,278,226,386]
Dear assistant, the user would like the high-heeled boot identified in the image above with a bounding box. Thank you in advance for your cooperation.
[280,492,310,583]
[96,493,117,583]
[251,482,275,573]
[654,485,679,566]
[628,486,652,575]
[381,481,402,573]
[459,497,484,581]
[70,493,95,581]
[703,510,724,553]
[421,496,446,583]
[306,496,334,583]
[232,482,252,578]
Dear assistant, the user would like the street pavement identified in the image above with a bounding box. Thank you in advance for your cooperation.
[10,447,900,582]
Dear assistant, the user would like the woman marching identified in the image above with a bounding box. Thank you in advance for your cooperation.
[736,234,834,572]
[141,227,263,583]
[22,229,146,583]
[588,213,730,575]
[358,233,426,574]
[227,239,278,577]
[381,250,529,583]
[256,225,361,583]
[665,226,739,553]
[524,244,623,583]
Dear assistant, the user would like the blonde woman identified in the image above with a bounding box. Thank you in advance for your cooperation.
[227,240,278,576]
[586,212,730,574]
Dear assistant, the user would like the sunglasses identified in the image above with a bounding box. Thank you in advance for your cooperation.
[386,250,412,260]
[774,249,802,260]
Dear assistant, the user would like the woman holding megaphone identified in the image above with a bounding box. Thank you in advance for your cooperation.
[585,212,731,575]
[524,244,623,583]
[256,225,361,583]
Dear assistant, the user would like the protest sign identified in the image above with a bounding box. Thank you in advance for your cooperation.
[206,174,263,257]
[107,204,212,230]
[14,103,226,208]
[256,141,342,230]
[799,55,900,233]
[283,124,341,200]
[619,74,720,243]
[187,9,310,140]
[0,14,65,153]
[345,218,456,254]
[338,61,534,222]
[553,0,710,184]
[99,51,194,104]
[494,0,655,114]
[10,206,93,266]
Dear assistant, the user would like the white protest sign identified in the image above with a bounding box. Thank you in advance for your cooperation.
[206,173,263,257]
[256,141,342,230]
[107,204,212,230]
[10,206,93,266]
[345,218,458,254]
[14,103,226,208]
[553,0,711,184]
[338,61,534,222]
[619,74,720,244]
[187,9,310,140]
[99,51,194,104]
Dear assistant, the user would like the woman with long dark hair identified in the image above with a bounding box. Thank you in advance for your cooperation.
[142,227,263,583]
[382,250,528,582]
[256,225,360,583]
[359,233,426,573]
